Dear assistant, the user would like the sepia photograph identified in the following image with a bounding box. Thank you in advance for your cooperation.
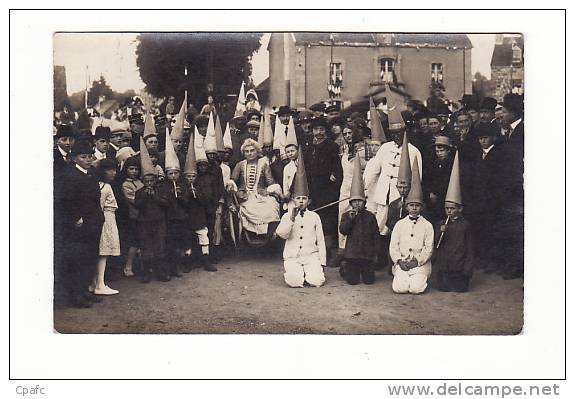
[52,31,524,335]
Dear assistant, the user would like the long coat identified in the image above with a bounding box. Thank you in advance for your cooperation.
[308,139,343,208]
[308,139,343,234]
[55,165,105,252]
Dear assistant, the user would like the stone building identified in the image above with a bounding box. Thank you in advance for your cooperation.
[490,34,524,101]
[264,33,472,110]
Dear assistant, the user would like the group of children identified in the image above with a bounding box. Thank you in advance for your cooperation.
[277,128,473,295]
[54,95,492,309]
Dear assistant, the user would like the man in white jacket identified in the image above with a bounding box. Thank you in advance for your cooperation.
[363,107,422,236]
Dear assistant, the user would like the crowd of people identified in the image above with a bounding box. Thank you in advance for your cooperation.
[54,87,524,308]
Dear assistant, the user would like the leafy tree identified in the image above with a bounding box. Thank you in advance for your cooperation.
[87,75,115,106]
[136,33,263,107]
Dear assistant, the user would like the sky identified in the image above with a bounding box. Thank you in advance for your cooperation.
[54,33,495,95]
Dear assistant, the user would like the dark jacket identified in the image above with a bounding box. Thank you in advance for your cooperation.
[53,148,69,177]
[158,178,189,222]
[308,138,343,208]
[468,142,511,219]
[385,197,408,232]
[422,154,454,222]
[54,164,105,245]
[339,209,380,261]
[195,171,220,213]
[433,216,474,275]
[134,186,168,223]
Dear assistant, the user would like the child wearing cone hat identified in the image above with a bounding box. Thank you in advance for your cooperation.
[389,157,435,294]
[193,128,220,271]
[181,131,211,272]
[119,156,143,278]
[202,115,227,264]
[134,137,170,283]
[157,128,190,279]
[383,132,414,271]
[431,151,475,292]
[338,156,380,285]
[281,127,300,213]
[275,150,326,288]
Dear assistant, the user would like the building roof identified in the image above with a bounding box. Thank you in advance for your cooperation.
[490,35,524,67]
[292,33,472,49]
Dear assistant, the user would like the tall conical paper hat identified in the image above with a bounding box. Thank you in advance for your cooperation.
[214,114,225,152]
[445,150,463,205]
[183,130,197,175]
[139,136,157,177]
[349,155,366,202]
[385,85,406,132]
[285,116,298,148]
[223,122,233,150]
[272,116,286,151]
[204,111,218,154]
[257,115,266,147]
[194,126,208,163]
[405,156,423,204]
[164,128,181,171]
[369,96,387,143]
[143,114,156,136]
[397,131,412,185]
[171,97,187,141]
[293,145,309,198]
[264,115,274,146]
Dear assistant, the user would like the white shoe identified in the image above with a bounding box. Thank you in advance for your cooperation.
[123,268,135,277]
[94,285,119,295]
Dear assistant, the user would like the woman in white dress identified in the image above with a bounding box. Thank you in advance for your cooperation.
[228,139,282,246]
[92,159,121,295]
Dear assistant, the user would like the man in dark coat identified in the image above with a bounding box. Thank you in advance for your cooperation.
[54,142,105,308]
[501,93,524,154]
[307,117,343,266]
[467,122,513,274]
[53,125,75,177]
[497,93,524,280]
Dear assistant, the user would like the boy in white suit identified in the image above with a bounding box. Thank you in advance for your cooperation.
[389,157,434,294]
[275,149,326,287]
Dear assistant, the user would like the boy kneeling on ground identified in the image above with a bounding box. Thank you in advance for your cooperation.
[389,158,434,294]
[275,150,326,288]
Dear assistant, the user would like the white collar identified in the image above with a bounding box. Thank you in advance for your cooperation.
[110,142,119,151]
[483,144,495,155]
[57,146,68,157]
[510,118,522,131]
[94,148,106,159]
[75,164,88,174]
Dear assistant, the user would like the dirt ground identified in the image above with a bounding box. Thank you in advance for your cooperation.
[54,250,523,335]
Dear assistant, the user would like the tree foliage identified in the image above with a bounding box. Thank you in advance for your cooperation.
[87,75,115,106]
[135,33,263,107]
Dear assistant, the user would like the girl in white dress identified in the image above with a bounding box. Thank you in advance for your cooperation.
[92,158,121,295]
